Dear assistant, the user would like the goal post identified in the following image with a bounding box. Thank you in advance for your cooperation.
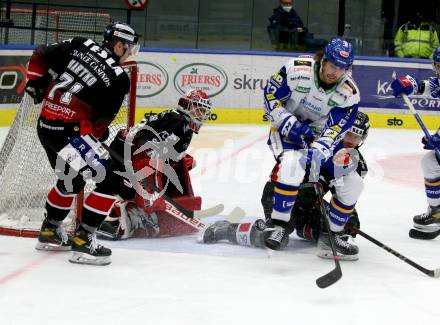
[0,61,138,237]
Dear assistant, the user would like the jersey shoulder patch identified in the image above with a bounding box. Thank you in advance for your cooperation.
[293,59,313,67]
[286,58,314,84]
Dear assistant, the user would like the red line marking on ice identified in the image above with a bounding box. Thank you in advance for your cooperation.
[0,132,268,285]
[192,134,267,177]
[0,251,58,286]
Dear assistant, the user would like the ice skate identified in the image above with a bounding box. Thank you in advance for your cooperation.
[198,220,231,243]
[265,225,289,251]
[413,206,440,231]
[35,218,71,251]
[69,226,111,266]
[317,231,359,261]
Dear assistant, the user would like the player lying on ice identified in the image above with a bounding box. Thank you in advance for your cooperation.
[391,45,440,237]
[95,89,213,240]
[199,111,370,261]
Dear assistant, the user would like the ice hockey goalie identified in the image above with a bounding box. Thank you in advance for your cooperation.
[97,89,212,240]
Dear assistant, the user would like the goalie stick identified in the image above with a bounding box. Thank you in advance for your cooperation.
[352,227,440,278]
[314,182,343,288]
[409,228,440,240]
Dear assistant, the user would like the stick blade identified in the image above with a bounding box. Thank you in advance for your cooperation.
[432,268,440,278]
[316,266,342,289]
[194,204,224,219]
[409,228,440,240]
[225,206,246,222]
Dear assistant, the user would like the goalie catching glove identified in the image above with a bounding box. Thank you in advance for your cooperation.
[97,201,160,240]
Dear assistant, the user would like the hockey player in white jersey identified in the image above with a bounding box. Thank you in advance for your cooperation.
[391,46,440,234]
[199,111,370,261]
[262,37,362,259]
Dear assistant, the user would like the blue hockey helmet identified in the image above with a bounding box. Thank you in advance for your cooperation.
[324,37,354,69]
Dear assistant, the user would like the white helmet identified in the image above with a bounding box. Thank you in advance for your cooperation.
[178,89,212,133]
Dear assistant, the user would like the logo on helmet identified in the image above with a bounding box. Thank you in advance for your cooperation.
[339,50,349,58]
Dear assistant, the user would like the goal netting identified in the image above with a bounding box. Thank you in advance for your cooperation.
[0,8,111,44]
[0,61,138,237]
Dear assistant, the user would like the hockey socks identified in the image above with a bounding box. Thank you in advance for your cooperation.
[328,196,355,232]
[271,182,298,222]
[424,177,440,208]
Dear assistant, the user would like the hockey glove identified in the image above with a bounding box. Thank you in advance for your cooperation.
[279,116,314,147]
[344,209,360,238]
[306,142,332,181]
[24,74,52,104]
[391,75,420,97]
[428,77,440,99]
[126,202,160,238]
[421,133,440,151]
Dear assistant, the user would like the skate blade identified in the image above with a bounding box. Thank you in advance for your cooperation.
[317,250,358,261]
[35,242,71,252]
[68,252,111,266]
[266,247,277,258]
[413,223,440,231]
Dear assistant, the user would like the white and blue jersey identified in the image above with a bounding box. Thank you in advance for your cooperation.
[264,57,364,232]
[264,57,360,157]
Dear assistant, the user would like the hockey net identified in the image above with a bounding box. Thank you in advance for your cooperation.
[0,8,111,44]
[0,61,138,237]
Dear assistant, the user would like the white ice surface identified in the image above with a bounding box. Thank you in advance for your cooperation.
[1,125,440,325]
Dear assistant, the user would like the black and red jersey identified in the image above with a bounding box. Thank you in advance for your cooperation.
[132,109,195,161]
[28,37,130,136]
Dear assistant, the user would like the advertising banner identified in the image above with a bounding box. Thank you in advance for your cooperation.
[0,55,28,106]
[0,49,439,128]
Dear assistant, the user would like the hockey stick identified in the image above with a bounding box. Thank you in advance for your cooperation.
[223,206,246,223]
[409,228,440,240]
[313,182,343,288]
[402,94,440,157]
[100,141,224,221]
[352,227,440,278]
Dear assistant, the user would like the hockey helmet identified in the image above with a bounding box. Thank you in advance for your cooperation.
[103,22,139,55]
[324,37,354,69]
[178,89,212,133]
[346,111,370,147]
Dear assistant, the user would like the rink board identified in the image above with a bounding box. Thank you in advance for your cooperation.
[0,47,439,129]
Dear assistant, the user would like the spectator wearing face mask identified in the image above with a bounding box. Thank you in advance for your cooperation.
[269,0,306,33]
[267,0,326,52]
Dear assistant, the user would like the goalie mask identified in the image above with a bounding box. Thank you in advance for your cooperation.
[103,22,140,56]
[178,89,212,133]
[343,111,370,148]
